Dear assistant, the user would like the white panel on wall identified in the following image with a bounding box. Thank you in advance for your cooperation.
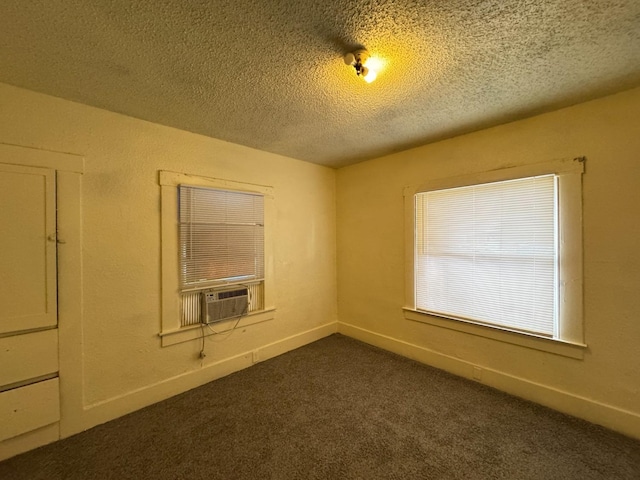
[0,163,57,335]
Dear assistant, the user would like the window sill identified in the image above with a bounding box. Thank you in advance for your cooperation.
[403,308,586,359]
[159,309,276,347]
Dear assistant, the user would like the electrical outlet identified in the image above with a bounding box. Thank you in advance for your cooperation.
[252,350,260,364]
[472,366,482,381]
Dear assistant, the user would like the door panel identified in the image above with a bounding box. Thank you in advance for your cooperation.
[0,163,57,335]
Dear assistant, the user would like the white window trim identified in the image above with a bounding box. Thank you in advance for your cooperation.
[403,158,586,359]
[159,170,276,347]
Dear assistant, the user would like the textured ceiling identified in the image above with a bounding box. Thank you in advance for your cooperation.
[1,1,639,168]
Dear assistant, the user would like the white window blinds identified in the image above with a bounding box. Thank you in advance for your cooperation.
[415,175,557,337]
[179,185,264,289]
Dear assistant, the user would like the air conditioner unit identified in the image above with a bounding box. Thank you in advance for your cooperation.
[201,287,249,324]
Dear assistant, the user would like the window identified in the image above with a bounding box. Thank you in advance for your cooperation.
[404,158,585,354]
[159,171,275,346]
[178,185,265,326]
[179,185,264,288]
[416,175,556,336]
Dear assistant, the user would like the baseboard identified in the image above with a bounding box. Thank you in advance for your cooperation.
[338,322,640,440]
[75,321,338,436]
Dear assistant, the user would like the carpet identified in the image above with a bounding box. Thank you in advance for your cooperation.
[1,334,639,479]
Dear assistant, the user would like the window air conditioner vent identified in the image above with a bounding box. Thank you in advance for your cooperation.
[201,288,249,324]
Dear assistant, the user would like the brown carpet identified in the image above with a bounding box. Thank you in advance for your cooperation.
[1,334,639,479]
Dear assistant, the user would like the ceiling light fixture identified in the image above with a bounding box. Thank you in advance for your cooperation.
[344,49,378,83]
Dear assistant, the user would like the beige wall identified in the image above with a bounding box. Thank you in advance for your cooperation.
[336,87,640,438]
[2,79,639,457]
[0,83,337,448]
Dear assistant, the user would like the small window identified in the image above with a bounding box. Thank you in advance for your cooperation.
[405,158,584,350]
[159,171,275,346]
[179,185,264,288]
[178,185,265,326]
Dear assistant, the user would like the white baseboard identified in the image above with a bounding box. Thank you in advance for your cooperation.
[338,322,640,440]
[75,322,338,436]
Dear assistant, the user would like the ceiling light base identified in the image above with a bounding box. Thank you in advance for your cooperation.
[344,49,373,81]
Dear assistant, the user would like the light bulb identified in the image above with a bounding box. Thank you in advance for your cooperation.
[363,70,377,83]
[365,57,383,72]
[362,56,382,83]
[343,52,355,66]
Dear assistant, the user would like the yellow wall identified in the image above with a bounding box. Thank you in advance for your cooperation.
[337,87,640,438]
[2,79,639,457]
[0,83,337,448]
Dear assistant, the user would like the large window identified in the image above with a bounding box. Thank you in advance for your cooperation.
[404,158,585,353]
[415,175,556,336]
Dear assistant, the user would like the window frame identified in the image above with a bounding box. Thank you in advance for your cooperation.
[403,158,586,359]
[159,171,275,347]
